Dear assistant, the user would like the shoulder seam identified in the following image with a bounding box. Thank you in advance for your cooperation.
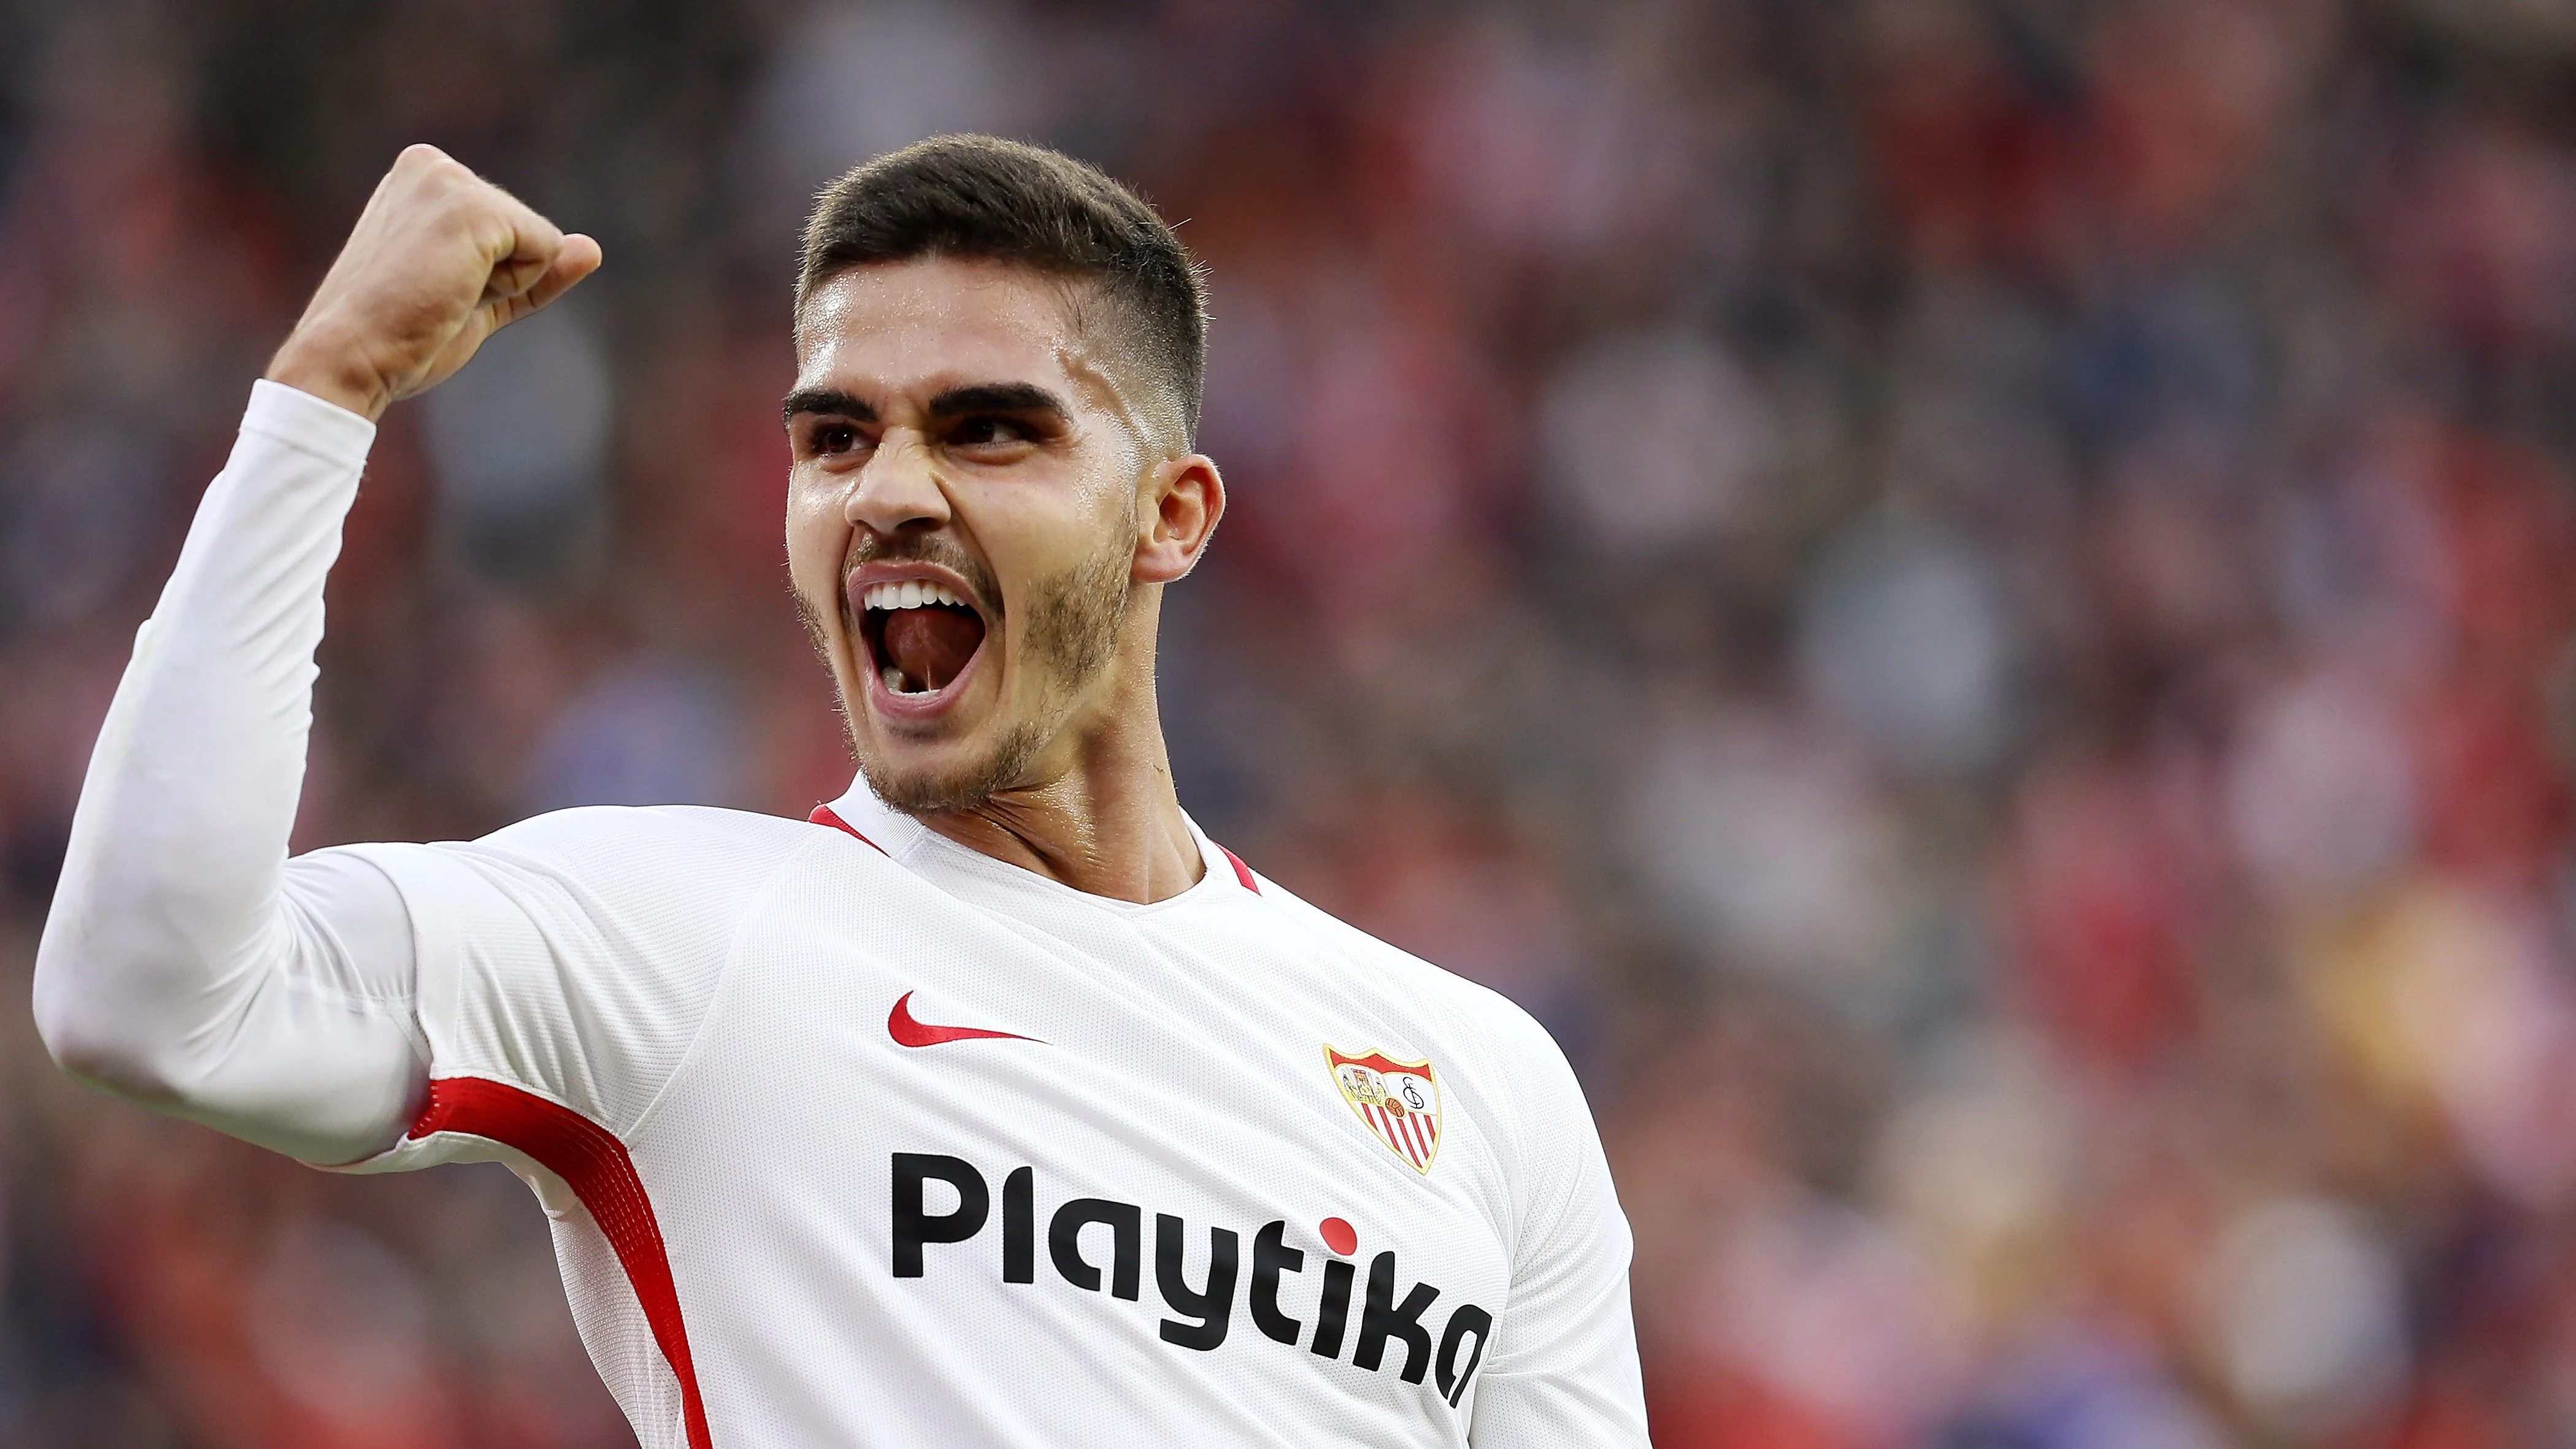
[621,828,839,1142]
[1494,1007,1591,1314]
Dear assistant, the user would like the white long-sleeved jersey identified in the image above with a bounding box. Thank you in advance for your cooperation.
[33,382,1649,1448]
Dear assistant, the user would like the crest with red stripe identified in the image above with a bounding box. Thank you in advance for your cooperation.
[1325,1045,1443,1175]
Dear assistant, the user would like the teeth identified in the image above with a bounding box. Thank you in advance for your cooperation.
[863,578,974,698]
[863,580,969,612]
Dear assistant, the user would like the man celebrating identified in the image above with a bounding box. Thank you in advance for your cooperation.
[33,137,1646,1445]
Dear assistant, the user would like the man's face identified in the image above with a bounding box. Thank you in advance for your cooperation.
[784,256,1174,814]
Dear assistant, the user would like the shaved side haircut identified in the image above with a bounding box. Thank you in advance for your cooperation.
[799,135,1208,451]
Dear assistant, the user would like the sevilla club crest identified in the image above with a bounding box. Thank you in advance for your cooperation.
[1326,1045,1443,1174]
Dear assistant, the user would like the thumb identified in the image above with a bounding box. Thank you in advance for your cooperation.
[506,234,603,323]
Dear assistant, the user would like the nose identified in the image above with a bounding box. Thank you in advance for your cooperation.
[845,429,952,539]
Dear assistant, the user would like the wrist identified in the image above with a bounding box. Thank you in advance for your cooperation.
[264,323,394,421]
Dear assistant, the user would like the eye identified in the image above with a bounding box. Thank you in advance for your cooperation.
[950,415,1032,448]
[807,421,862,457]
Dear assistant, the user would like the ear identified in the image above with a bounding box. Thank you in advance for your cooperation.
[1132,452,1225,584]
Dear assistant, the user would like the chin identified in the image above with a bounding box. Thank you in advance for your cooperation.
[856,722,1047,816]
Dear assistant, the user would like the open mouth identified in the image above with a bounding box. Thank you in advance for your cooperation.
[857,578,990,701]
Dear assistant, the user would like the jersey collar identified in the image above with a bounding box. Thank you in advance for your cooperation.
[811,774,1257,901]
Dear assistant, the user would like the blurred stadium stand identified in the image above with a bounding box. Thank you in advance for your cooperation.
[6,1,2576,1444]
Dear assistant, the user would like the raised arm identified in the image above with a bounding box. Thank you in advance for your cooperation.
[31,146,599,1164]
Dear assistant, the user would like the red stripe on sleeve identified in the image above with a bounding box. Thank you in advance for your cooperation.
[409,1078,712,1449]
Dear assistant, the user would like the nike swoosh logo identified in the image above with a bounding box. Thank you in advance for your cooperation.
[888,991,1042,1048]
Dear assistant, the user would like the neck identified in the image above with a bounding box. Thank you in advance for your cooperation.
[917,649,1202,905]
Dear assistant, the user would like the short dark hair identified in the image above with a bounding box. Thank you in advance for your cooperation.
[798,134,1207,448]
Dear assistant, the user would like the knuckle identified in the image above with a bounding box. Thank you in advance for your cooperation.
[439,180,501,226]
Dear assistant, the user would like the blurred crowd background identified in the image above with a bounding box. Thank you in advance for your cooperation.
[4,0,2576,1443]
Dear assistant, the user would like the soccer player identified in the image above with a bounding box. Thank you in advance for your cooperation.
[32,137,1647,1446]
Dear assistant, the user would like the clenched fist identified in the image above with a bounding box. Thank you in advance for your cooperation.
[266,144,601,421]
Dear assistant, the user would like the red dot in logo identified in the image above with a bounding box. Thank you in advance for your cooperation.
[1320,1217,1358,1256]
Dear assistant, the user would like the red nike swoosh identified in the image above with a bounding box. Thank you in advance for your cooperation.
[888,991,1041,1048]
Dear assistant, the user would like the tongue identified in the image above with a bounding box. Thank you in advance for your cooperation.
[885,607,984,691]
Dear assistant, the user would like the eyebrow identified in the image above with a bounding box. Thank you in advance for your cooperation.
[781,382,1072,429]
[782,388,875,426]
[924,382,1069,420]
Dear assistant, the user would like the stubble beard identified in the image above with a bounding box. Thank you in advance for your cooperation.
[794,520,1135,817]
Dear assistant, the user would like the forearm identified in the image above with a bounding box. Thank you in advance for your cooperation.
[32,380,426,1164]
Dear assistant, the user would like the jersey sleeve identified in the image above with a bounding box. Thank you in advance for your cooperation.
[31,380,440,1167]
[334,805,823,1172]
[1469,1009,1650,1447]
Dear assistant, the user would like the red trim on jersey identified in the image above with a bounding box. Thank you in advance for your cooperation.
[409,1078,712,1449]
[1219,845,1259,894]
[808,803,886,855]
